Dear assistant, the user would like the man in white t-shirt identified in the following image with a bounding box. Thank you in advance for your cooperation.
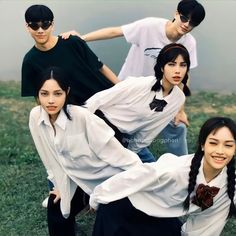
[61,0,206,162]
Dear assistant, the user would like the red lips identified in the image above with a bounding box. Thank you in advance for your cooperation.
[46,106,57,111]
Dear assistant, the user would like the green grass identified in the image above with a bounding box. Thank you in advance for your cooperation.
[0,81,236,235]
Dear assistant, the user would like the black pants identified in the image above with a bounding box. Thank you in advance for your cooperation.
[93,197,182,236]
[47,186,89,236]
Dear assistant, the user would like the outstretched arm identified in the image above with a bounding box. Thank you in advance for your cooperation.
[89,163,157,210]
[99,64,120,84]
[174,105,189,126]
[61,27,123,41]
[82,27,123,41]
[85,76,139,113]
[29,110,56,186]
[83,108,142,169]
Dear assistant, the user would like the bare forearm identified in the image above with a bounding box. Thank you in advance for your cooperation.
[175,105,189,126]
[82,27,123,42]
[99,65,119,84]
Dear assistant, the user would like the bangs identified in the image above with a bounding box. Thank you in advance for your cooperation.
[165,48,190,68]
[178,0,205,26]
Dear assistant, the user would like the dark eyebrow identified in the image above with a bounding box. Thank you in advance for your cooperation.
[209,137,235,143]
[225,140,236,143]
[208,138,218,141]
[39,89,63,92]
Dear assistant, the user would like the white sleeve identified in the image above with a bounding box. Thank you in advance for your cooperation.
[85,76,140,113]
[122,18,151,45]
[95,137,142,169]
[89,163,158,210]
[29,109,55,186]
[84,109,142,168]
[188,36,198,69]
[90,154,192,210]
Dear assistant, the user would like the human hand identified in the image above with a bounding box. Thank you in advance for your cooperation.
[89,206,96,213]
[49,188,61,203]
[174,110,189,126]
[60,30,81,39]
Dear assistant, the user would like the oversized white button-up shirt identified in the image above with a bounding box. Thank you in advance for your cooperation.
[86,76,185,152]
[29,105,141,218]
[90,153,235,236]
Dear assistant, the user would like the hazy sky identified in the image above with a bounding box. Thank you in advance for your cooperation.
[0,0,236,92]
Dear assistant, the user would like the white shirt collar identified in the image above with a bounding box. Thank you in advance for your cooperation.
[37,106,68,130]
[197,157,227,188]
[158,85,179,103]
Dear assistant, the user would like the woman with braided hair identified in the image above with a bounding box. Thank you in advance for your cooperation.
[90,117,236,236]
[86,43,190,163]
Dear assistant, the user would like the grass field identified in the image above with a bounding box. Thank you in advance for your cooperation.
[0,81,236,235]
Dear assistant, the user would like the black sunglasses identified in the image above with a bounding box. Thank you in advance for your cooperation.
[179,14,197,27]
[28,21,52,31]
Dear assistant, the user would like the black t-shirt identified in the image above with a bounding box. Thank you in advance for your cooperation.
[21,36,113,104]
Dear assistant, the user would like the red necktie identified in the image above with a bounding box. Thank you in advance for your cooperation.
[192,184,220,211]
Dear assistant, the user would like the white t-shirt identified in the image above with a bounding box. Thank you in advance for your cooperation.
[86,76,185,152]
[29,105,141,218]
[119,17,197,80]
[90,153,233,236]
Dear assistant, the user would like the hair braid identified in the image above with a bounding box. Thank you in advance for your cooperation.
[183,84,191,96]
[183,150,203,211]
[226,158,236,218]
[151,77,162,92]
[181,73,191,96]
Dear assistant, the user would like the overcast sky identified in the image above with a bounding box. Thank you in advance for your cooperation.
[0,0,235,92]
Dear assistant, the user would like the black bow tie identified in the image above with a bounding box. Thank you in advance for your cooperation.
[149,96,168,112]
[192,184,220,211]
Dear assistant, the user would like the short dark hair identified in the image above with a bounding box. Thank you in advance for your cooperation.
[25,4,54,23]
[177,0,205,27]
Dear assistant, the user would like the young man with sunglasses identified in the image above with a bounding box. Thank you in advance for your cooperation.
[22,4,119,105]
[61,0,206,162]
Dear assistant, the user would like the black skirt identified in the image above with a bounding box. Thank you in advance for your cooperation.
[92,197,182,236]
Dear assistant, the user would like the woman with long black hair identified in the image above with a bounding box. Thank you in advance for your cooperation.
[90,116,236,236]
